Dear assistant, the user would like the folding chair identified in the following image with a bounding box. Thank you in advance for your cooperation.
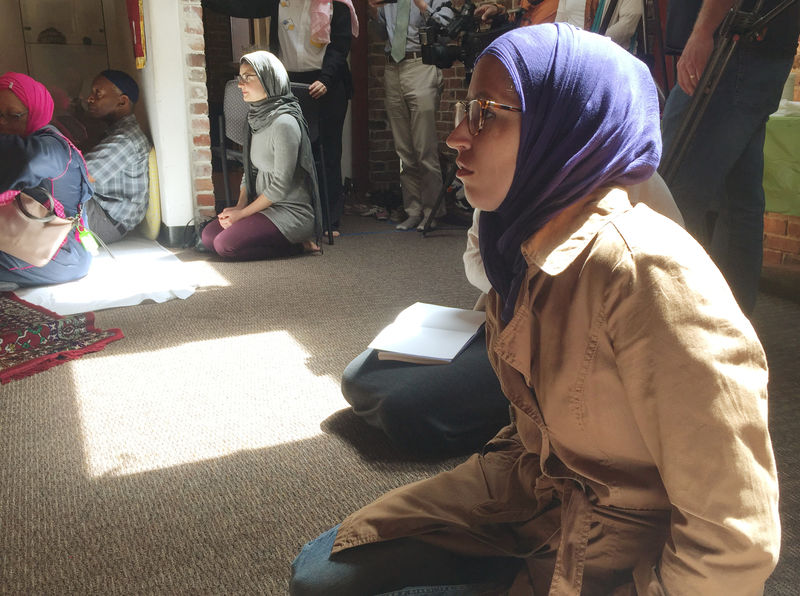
[211,79,248,208]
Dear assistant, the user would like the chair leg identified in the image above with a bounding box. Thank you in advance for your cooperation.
[220,155,232,210]
[316,145,334,245]
[422,158,457,237]
[218,115,232,209]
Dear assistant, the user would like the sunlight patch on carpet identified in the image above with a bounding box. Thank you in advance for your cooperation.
[15,237,231,316]
[70,331,347,478]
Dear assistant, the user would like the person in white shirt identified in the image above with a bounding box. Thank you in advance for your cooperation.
[555,0,644,50]
[277,0,358,236]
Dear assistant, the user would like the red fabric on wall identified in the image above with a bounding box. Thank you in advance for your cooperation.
[126,0,147,69]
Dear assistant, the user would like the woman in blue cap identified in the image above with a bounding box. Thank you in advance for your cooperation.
[289,24,779,595]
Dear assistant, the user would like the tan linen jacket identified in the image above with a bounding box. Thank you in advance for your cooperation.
[334,190,779,595]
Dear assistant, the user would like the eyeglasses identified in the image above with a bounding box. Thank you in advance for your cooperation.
[0,110,28,123]
[454,99,521,136]
[236,74,258,85]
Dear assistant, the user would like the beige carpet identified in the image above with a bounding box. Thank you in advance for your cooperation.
[2,214,800,595]
[0,215,475,594]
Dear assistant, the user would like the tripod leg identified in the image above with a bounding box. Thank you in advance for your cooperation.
[422,160,457,237]
[644,0,669,96]
[660,34,739,185]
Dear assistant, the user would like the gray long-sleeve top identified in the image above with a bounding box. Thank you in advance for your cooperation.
[249,113,315,244]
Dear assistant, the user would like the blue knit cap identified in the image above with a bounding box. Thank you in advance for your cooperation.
[99,69,139,103]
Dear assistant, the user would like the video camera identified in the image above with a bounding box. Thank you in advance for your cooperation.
[419,1,518,79]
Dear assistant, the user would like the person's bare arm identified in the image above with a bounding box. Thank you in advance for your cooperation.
[677,0,735,95]
[235,185,248,209]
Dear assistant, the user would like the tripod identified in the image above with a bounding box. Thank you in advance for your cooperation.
[659,0,798,186]
[420,153,465,237]
[641,0,669,98]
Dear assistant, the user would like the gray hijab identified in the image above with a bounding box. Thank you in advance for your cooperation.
[240,50,322,246]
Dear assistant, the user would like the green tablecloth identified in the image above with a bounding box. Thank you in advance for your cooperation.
[764,113,800,216]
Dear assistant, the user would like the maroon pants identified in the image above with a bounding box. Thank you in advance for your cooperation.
[201,213,298,260]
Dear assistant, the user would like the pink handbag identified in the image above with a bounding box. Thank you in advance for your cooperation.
[0,190,78,267]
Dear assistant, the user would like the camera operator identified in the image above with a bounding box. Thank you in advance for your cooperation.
[660,0,800,316]
[367,0,454,230]
[477,0,641,49]
[472,1,557,34]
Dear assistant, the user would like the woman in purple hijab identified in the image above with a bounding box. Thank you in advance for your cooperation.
[290,25,778,596]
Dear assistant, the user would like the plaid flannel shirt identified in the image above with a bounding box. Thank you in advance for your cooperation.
[84,114,150,231]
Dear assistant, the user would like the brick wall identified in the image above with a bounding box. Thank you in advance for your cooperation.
[764,213,800,267]
[762,40,800,269]
[366,30,468,193]
[183,0,214,217]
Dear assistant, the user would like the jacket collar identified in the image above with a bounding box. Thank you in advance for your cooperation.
[520,187,633,277]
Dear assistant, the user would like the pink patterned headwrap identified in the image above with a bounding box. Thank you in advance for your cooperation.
[310,0,359,45]
[0,72,55,136]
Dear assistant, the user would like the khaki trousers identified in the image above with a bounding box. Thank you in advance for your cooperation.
[383,58,444,217]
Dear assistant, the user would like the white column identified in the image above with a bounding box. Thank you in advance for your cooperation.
[138,0,197,231]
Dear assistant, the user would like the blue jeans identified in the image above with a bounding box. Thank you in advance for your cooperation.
[660,45,794,314]
[289,525,520,595]
[0,233,91,287]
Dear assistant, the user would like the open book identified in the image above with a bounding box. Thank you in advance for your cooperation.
[368,302,486,365]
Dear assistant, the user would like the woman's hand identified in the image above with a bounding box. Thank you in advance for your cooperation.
[218,206,244,229]
[308,81,328,99]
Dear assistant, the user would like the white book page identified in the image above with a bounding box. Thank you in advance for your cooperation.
[368,303,485,361]
[393,302,486,332]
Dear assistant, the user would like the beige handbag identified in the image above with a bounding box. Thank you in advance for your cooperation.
[0,190,79,267]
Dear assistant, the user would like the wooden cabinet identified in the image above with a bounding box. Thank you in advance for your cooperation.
[20,0,106,45]
[18,0,110,102]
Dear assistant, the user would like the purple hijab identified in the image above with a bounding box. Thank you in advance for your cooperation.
[477,24,661,323]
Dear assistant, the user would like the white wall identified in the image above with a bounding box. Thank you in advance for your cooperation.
[139,0,196,230]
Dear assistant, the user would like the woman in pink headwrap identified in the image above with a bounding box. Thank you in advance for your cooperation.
[0,71,94,290]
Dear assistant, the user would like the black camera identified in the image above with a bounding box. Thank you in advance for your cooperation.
[419,1,518,78]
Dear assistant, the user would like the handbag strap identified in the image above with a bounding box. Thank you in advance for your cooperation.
[40,127,92,219]
[15,191,78,225]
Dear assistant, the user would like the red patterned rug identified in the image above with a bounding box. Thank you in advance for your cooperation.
[0,292,123,384]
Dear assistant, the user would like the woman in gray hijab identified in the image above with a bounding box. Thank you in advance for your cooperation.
[202,50,322,258]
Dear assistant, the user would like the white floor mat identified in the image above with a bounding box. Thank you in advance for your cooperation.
[15,236,198,316]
